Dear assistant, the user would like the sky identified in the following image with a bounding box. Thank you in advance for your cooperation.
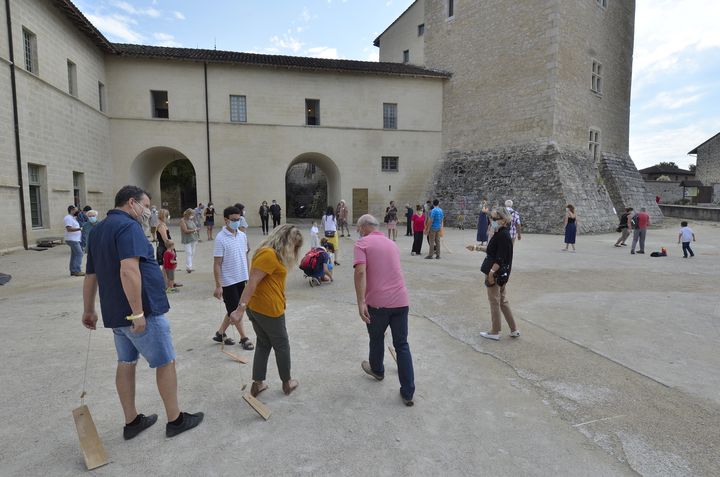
[74,0,720,171]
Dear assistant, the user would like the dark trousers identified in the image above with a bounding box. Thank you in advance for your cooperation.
[406,220,412,236]
[272,215,281,228]
[411,231,423,254]
[247,309,291,382]
[366,306,415,400]
[260,216,269,234]
[681,242,694,257]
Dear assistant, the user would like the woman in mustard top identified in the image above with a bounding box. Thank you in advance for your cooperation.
[230,224,303,397]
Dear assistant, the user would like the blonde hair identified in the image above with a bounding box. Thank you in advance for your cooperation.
[183,208,194,218]
[158,209,170,222]
[87,209,98,217]
[252,224,303,267]
[166,240,175,248]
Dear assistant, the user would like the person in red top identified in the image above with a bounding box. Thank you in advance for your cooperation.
[410,204,425,256]
[162,240,178,291]
[353,214,415,406]
[630,207,651,255]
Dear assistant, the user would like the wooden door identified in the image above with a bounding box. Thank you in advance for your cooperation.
[352,188,368,224]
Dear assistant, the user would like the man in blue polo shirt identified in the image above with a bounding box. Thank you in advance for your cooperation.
[81,185,203,440]
[425,199,444,259]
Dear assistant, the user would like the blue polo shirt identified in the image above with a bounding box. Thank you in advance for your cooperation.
[86,209,169,328]
[430,207,444,231]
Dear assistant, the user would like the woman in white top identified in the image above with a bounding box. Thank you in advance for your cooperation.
[321,206,339,265]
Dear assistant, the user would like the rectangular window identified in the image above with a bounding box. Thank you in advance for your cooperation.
[418,24,425,36]
[151,90,169,118]
[591,60,603,94]
[383,103,397,129]
[22,28,38,74]
[448,0,454,18]
[28,164,45,228]
[588,129,600,162]
[230,95,247,122]
[98,82,105,112]
[73,171,85,207]
[381,156,399,172]
[306,99,320,126]
[402,50,410,63]
[596,0,608,8]
[67,60,77,96]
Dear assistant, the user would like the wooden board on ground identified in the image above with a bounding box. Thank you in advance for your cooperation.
[222,350,248,364]
[388,345,397,363]
[243,394,271,420]
[72,405,108,470]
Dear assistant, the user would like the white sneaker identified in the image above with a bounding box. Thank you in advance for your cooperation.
[510,330,520,338]
[480,332,500,341]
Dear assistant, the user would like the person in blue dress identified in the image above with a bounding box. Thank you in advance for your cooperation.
[563,204,577,252]
[476,199,490,245]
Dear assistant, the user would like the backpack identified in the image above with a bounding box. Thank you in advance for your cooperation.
[630,214,639,229]
[299,249,325,275]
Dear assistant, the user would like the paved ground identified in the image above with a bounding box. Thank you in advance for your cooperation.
[1,217,719,476]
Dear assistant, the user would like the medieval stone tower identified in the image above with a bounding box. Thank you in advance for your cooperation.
[376,0,661,232]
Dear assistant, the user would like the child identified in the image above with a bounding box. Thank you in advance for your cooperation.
[162,240,179,292]
[678,221,696,258]
[310,221,320,249]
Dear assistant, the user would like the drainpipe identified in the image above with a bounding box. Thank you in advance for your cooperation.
[5,0,29,249]
[204,62,212,202]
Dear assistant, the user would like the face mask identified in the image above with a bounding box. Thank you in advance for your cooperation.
[132,201,151,223]
[228,220,240,230]
[88,216,97,224]
[491,221,500,231]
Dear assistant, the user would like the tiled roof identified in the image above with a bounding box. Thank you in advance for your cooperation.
[638,165,694,175]
[112,44,450,78]
[50,0,115,52]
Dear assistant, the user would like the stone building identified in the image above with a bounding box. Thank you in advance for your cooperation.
[375,0,661,233]
[1,0,446,251]
[689,132,720,202]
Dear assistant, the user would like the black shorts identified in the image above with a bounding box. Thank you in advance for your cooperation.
[222,281,247,315]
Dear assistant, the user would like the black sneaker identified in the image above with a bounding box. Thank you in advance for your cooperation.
[166,411,204,438]
[212,332,234,345]
[361,360,384,381]
[123,413,158,440]
[400,391,414,407]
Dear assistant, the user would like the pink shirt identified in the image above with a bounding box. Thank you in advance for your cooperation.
[353,231,409,308]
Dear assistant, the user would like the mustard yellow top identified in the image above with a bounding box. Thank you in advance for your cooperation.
[248,247,287,318]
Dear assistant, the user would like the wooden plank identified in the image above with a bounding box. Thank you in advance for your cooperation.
[222,350,248,364]
[388,345,397,363]
[242,394,271,420]
[72,405,108,470]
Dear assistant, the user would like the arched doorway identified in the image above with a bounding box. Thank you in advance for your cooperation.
[285,153,340,219]
[130,147,197,217]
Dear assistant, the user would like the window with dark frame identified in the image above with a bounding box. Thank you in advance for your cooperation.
[381,156,399,172]
[73,171,85,207]
[591,60,603,94]
[230,95,247,122]
[28,164,44,228]
[22,28,38,74]
[588,129,600,162]
[306,99,320,126]
[383,103,397,129]
[448,0,454,18]
[596,0,608,8]
[98,82,105,112]
[402,50,409,63]
[67,60,77,96]
[418,24,425,36]
[151,90,169,118]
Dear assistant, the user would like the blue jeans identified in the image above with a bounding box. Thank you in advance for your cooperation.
[366,306,415,400]
[67,240,83,273]
[681,242,694,257]
[112,315,176,368]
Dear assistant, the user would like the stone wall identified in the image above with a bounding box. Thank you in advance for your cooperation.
[643,181,684,204]
[599,152,662,223]
[695,134,720,186]
[659,204,720,222]
[428,142,619,234]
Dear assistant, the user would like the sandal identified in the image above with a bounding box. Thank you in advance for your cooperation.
[250,381,267,397]
[240,337,255,350]
[282,379,299,395]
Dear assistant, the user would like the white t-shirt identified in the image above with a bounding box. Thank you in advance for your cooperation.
[679,226,694,242]
[213,227,249,286]
[64,214,81,242]
[322,215,337,232]
[239,216,249,229]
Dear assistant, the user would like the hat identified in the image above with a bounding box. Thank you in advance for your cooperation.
[505,200,513,207]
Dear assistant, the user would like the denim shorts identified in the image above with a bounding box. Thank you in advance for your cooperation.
[112,314,176,368]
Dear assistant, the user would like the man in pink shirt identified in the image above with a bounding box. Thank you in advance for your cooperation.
[353,214,415,406]
[630,206,651,255]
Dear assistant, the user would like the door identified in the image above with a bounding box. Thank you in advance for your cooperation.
[352,188,368,224]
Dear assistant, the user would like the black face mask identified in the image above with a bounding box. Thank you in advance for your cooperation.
[73,210,79,216]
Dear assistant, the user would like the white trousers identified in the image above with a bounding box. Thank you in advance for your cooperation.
[185,241,195,269]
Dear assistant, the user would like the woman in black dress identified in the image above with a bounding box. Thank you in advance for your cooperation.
[204,202,215,240]
[258,201,270,235]
[476,199,489,245]
[563,204,577,252]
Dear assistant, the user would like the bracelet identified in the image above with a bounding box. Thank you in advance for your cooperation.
[126,312,144,321]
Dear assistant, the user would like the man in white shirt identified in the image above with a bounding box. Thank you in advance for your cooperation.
[64,205,84,276]
[505,200,522,244]
[212,205,254,349]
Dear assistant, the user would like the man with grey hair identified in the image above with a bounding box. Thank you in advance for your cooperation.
[353,214,415,406]
[504,200,522,244]
[630,206,650,254]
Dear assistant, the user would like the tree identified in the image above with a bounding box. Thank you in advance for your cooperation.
[689,164,696,172]
[657,161,678,169]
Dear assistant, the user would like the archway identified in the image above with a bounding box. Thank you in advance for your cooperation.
[285,153,340,219]
[130,147,197,216]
